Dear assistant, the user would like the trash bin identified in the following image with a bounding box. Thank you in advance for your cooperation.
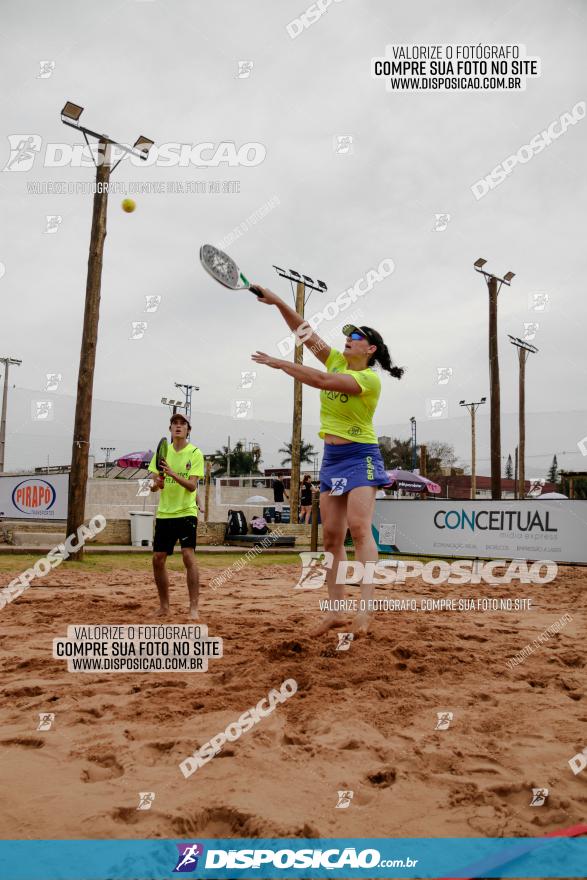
[129,511,155,547]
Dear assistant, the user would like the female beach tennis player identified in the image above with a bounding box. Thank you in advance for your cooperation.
[299,474,315,524]
[251,287,405,636]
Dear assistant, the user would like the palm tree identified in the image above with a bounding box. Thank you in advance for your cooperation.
[278,440,316,466]
[379,437,413,471]
[212,442,263,476]
[378,437,459,478]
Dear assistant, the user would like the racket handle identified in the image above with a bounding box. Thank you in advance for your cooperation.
[249,285,263,297]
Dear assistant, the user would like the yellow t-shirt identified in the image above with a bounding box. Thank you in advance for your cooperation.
[319,348,381,443]
[148,442,204,519]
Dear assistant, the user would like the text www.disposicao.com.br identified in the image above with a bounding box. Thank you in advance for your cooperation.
[70,657,202,671]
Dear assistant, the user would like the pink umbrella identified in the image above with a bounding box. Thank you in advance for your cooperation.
[385,469,441,494]
[116,451,153,468]
[420,475,441,494]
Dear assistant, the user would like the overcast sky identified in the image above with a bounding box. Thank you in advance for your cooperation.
[1,0,586,474]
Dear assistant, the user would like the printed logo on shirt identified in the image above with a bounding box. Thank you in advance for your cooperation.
[163,469,196,488]
[324,390,349,403]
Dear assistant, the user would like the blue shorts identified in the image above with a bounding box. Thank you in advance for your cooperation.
[319,443,391,495]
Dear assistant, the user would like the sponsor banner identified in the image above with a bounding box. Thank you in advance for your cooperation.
[373,499,587,564]
[0,473,68,519]
[0,837,585,878]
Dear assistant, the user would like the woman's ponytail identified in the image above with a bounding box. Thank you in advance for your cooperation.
[369,339,405,380]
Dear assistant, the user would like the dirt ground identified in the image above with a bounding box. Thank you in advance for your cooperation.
[0,553,586,853]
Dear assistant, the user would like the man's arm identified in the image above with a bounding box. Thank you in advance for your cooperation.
[148,469,164,492]
[161,465,197,492]
[174,474,197,492]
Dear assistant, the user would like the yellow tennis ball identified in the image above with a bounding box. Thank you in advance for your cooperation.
[121,198,136,213]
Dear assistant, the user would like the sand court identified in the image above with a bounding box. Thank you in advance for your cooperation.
[0,554,585,843]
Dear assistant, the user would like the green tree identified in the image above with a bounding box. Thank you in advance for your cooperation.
[378,437,413,470]
[212,441,263,476]
[505,454,513,480]
[378,437,459,477]
[425,441,459,479]
[251,444,262,471]
[547,454,558,484]
[278,440,316,466]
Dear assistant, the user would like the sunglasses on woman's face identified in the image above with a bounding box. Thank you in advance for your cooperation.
[348,331,367,341]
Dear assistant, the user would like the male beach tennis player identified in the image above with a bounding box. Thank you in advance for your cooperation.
[251,287,405,636]
[148,413,204,619]
[271,476,289,519]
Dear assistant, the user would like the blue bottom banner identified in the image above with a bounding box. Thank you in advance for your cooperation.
[1,837,587,878]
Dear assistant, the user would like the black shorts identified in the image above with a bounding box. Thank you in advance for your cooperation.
[153,516,197,555]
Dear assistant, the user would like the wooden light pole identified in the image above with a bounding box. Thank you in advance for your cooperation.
[60,102,154,559]
[474,259,515,500]
[419,443,427,477]
[488,276,501,499]
[518,346,526,498]
[310,491,319,552]
[508,335,538,501]
[272,266,327,525]
[459,398,486,499]
[66,138,110,559]
[204,459,212,523]
[289,280,305,524]
[471,408,477,499]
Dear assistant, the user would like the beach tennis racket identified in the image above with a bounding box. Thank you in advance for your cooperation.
[155,437,169,474]
[200,244,262,296]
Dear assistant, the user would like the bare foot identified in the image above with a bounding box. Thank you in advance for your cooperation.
[309,612,348,637]
[188,606,199,620]
[155,605,170,618]
[351,612,372,637]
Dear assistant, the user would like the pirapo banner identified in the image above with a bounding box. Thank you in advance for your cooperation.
[0,473,69,520]
[373,499,587,564]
